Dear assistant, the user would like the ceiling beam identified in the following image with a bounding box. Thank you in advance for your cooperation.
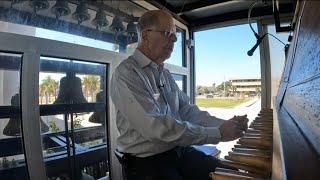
[173,0,231,14]
[189,3,294,29]
[144,0,189,25]
[144,0,178,11]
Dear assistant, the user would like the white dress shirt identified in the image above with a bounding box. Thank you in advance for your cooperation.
[111,49,225,157]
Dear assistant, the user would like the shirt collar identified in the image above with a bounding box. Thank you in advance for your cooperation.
[133,49,162,69]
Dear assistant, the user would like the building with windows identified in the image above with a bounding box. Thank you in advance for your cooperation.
[230,78,261,97]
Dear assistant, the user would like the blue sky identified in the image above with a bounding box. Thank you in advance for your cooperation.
[194,23,261,86]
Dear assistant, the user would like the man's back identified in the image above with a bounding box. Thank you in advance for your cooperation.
[111,50,184,157]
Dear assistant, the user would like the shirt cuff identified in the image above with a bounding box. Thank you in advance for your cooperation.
[203,127,221,144]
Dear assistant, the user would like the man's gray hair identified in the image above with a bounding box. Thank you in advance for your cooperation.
[137,11,160,33]
[137,10,171,43]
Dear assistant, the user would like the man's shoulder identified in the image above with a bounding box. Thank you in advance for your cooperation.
[163,67,171,74]
[115,56,137,74]
[162,68,173,78]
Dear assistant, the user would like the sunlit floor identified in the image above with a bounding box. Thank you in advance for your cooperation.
[199,98,261,158]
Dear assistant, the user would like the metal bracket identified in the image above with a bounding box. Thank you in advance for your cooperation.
[273,0,292,32]
[186,39,195,48]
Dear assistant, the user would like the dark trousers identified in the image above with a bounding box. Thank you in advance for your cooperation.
[118,146,221,180]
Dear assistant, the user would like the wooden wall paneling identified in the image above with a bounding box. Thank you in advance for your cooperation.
[275,1,304,109]
[277,107,320,179]
[275,1,320,179]
[283,78,320,154]
[281,0,320,154]
[286,1,320,86]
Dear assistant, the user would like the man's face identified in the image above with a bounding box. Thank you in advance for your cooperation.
[144,17,177,61]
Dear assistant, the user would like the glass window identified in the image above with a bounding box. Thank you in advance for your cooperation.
[39,57,109,180]
[172,74,186,92]
[125,42,138,55]
[36,28,118,52]
[0,52,28,180]
[267,24,289,107]
[195,23,261,158]
[166,28,185,66]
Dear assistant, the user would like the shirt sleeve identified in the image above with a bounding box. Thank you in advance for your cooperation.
[110,66,221,146]
[178,91,226,127]
[167,73,226,128]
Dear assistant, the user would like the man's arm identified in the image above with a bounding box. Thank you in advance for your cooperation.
[110,66,222,146]
[166,73,247,141]
[167,72,225,127]
[178,91,226,127]
[177,90,246,141]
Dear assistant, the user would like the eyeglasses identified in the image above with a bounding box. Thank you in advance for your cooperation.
[146,29,177,39]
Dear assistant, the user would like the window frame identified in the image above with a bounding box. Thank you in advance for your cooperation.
[0,31,128,179]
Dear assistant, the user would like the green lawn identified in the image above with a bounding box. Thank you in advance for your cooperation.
[195,98,249,108]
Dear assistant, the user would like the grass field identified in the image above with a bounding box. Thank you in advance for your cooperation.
[195,98,249,108]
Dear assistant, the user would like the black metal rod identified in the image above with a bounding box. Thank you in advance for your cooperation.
[1,103,106,118]
[70,113,77,180]
[63,113,72,179]
[0,106,20,118]
[40,103,106,116]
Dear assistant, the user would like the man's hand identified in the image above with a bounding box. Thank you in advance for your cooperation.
[219,120,244,142]
[229,115,249,131]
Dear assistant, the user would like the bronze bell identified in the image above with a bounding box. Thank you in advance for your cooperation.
[89,91,106,124]
[54,72,87,104]
[92,8,109,30]
[126,21,137,41]
[3,93,49,136]
[110,15,124,33]
[51,0,71,19]
[29,0,50,15]
[72,1,90,24]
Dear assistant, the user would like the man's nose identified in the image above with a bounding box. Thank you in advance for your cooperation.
[170,34,177,42]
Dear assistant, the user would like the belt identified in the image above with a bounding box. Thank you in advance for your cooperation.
[115,147,181,165]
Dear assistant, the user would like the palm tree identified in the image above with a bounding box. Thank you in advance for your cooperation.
[39,84,46,104]
[82,75,100,102]
[40,76,59,103]
[48,79,58,100]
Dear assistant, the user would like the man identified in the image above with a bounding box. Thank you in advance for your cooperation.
[111,10,248,180]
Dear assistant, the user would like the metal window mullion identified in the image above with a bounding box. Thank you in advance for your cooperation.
[258,21,271,109]
[21,51,47,180]
[184,29,191,99]
[188,30,195,104]
[108,62,122,180]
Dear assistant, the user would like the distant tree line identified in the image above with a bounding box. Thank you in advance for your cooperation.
[197,81,232,95]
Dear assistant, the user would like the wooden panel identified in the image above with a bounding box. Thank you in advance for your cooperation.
[271,109,285,180]
[275,0,320,179]
[281,0,320,154]
[287,1,320,85]
[277,107,320,179]
[275,13,299,107]
[283,78,320,153]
